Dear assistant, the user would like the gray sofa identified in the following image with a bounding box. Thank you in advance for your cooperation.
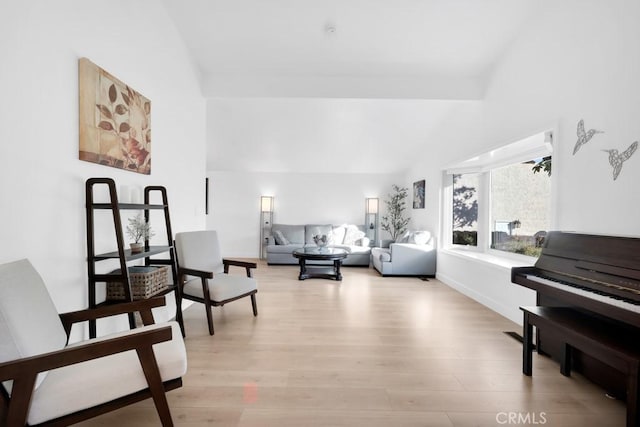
[371,230,437,276]
[266,224,371,266]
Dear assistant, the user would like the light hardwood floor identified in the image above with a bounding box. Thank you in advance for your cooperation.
[80,262,625,426]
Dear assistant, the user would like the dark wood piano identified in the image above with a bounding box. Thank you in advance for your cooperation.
[512,231,640,425]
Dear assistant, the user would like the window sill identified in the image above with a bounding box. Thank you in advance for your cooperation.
[440,247,534,270]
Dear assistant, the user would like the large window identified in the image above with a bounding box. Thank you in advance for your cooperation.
[447,131,553,258]
[489,157,551,257]
[452,173,479,246]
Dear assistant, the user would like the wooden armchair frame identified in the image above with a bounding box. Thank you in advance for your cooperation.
[178,258,258,335]
[0,297,182,427]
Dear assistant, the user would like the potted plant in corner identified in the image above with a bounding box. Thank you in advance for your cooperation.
[126,213,154,253]
[380,184,410,246]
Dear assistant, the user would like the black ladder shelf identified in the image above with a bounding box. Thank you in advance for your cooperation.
[85,177,184,338]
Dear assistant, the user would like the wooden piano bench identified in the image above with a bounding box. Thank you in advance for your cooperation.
[520,306,640,427]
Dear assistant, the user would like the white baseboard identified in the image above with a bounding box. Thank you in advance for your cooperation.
[436,272,523,325]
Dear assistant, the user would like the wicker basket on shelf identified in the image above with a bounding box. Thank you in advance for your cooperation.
[106,265,169,300]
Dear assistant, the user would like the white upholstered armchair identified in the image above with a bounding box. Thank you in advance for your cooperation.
[175,230,258,336]
[371,231,437,277]
[0,259,187,426]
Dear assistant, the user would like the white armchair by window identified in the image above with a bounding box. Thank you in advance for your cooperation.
[371,231,436,277]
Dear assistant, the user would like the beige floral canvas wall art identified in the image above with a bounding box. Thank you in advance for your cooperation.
[79,58,151,174]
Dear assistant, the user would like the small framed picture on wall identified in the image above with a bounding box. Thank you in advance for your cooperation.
[413,179,425,209]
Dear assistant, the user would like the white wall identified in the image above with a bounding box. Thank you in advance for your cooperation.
[0,0,206,335]
[207,97,463,175]
[207,171,402,257]
[406,0,640,324]
[405,102,484,235]
[483,0,640,234]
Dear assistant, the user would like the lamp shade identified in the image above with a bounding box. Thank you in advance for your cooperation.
[366,198,379,214]
[261,196,273,212]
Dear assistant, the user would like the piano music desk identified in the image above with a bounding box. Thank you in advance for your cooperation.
[521,306,640,427]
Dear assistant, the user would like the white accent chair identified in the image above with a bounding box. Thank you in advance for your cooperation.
[0,259,187,426]
[371,231,437,277]
[175,230,258,335]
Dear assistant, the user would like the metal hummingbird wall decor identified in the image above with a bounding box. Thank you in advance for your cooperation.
[572,118,637,181]
[573,119,603,155]
[602,141,638,180]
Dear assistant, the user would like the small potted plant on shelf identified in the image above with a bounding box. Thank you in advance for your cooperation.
[126,213,154,253]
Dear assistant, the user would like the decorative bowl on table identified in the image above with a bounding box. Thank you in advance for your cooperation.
[313,234,329,249]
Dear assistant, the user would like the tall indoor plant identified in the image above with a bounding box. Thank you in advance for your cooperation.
[381,184,410,241]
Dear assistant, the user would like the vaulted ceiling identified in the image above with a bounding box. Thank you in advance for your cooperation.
[162,0,536,173]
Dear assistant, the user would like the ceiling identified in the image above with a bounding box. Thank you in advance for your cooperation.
[162,0,537,173]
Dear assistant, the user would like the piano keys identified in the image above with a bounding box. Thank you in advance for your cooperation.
[524,273,640,313]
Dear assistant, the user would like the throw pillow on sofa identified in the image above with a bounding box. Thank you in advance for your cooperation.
[328,225,346,245]
[343,225,365,245]
[395,230,431,245]
[397,230,412,243]
[274,230,290,245]
[411,231,431,245]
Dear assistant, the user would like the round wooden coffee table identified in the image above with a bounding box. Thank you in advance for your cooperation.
[292,247,348,281]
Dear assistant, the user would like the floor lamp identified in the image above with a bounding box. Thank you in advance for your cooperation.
[260,196,274,259]
[365,198,379,246]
